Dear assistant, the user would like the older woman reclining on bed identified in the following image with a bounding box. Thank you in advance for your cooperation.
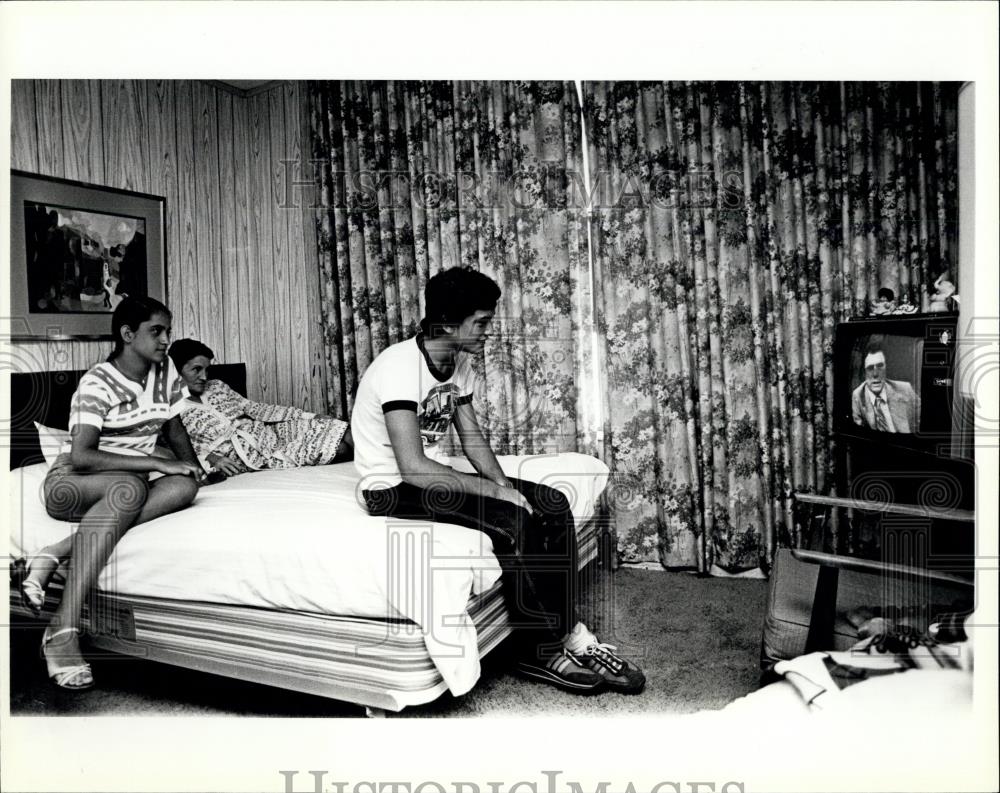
[168,339,351,477]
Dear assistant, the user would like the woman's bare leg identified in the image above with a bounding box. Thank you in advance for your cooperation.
[43,472,197,670]
[21,535,75,595]
[135,474,199,524]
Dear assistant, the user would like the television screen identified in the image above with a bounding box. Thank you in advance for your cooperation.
[849,333,924,434]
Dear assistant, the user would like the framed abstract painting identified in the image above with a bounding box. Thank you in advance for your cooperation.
[9,170,166,340]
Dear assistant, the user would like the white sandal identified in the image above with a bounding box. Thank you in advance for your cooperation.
[42,627,94,691]
[20,552,61,617]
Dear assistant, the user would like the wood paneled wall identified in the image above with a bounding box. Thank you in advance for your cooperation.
[9,80,328,412]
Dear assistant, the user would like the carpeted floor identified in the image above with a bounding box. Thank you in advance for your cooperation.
[8,569,767,717]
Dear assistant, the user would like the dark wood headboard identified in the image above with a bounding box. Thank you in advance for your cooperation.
[8,363,247,469]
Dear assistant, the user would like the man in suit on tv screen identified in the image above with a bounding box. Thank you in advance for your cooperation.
[851,341,920,433]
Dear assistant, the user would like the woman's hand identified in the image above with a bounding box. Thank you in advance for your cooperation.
[207,454,243,477]
[156,459,204,478]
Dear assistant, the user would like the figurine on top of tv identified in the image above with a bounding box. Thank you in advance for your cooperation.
[871,287,896,316]
[892,293,918,315]
[928,267,957,313]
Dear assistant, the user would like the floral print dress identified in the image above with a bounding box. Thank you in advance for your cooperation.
[180,379,348,473]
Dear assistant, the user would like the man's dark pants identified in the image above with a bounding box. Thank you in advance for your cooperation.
[363,476,578,660]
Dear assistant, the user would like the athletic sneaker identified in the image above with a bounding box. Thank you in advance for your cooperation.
[515,649,606,694]
[564,624,646,695]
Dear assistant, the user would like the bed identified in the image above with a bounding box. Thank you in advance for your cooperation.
[6,365,612,714]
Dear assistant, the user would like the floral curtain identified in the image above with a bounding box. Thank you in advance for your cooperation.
[308,81,596,455]
[582,82,959,573]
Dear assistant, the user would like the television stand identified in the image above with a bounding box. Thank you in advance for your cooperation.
[793,492,975,577]
[795,492,974,523]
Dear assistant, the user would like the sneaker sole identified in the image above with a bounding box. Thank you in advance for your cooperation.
[516,664,606,694]
[603,679,646,695]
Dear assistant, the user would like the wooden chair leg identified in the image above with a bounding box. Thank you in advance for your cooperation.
[804,564,840,654]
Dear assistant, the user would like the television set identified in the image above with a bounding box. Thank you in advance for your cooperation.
[833,313,960,451]
[831,311,973,514]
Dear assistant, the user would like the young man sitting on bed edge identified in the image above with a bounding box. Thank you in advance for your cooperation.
[352,266,645,695]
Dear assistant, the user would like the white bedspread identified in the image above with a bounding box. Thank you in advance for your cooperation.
[8,452,608,695]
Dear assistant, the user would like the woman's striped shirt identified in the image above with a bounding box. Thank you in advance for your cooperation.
[64,360,185,457]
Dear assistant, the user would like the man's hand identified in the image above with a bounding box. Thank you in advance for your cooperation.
[208,454,243,477]
[492,483,534,515]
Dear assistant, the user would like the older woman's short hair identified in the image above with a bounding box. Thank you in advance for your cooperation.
[168,338,215,370]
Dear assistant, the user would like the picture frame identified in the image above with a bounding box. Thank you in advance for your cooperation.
[9,170,167,340]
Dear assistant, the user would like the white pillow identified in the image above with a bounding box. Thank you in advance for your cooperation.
[7,462,74,559]
[33,422,69,466]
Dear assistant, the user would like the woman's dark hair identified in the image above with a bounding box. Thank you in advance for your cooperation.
[168,338,215,370]
[107,296,171,361]
[420,267,501,337]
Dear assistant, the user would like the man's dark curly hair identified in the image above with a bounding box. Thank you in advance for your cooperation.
[420,267,501,337]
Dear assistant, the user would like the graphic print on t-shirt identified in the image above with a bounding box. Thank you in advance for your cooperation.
[419,383,461,446]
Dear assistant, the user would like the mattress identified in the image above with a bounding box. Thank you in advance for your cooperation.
[8,452,610,696]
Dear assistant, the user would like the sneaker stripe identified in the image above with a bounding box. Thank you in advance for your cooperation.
[553,654,575,674]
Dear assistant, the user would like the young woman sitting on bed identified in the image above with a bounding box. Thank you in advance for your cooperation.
[21,297,204,690]
[167,338,351,477]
